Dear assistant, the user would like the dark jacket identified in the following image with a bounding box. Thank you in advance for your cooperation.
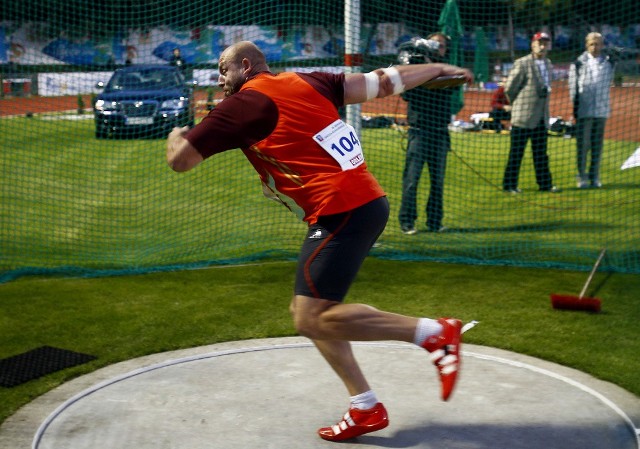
[402,86,453,130]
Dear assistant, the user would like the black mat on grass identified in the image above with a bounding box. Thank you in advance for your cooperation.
[0,346,96,387]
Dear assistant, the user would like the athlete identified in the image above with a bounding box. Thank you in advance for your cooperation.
[167,40,473,441]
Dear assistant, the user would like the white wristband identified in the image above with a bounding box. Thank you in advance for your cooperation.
[382,67,405,95]
[363,72,379,100]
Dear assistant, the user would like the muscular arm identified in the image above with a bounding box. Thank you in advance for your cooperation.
[166,126,204,172]
[166,90,277,172]
[343,63,473,105]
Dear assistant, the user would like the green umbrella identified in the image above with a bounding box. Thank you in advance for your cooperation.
[473,27,490,85]
[438,0,464,115]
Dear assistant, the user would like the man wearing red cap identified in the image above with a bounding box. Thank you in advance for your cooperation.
[502,31,559,194]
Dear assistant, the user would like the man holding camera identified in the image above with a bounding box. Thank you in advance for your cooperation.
[502,31,559,194]
[398,32,455,234]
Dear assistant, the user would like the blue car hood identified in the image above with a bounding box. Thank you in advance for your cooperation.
[97,89,188,102]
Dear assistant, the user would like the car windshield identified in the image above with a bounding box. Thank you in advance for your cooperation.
[107,68,182,91]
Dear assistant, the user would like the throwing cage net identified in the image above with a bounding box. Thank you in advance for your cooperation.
[1,0,639,282]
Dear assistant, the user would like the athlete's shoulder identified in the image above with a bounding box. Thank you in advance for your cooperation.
[216,89,274,113]
[190,89,278,154]
[295,71,346,108]
[296,71,345,84]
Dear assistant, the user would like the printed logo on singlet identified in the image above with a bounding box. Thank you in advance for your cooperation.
[309,229,323,239]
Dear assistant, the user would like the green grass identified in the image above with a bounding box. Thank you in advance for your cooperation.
[0,113,639,428]
[1,259,639,426]
[365,128,640,269]
[1,115,639,280]
[0,116,306,273]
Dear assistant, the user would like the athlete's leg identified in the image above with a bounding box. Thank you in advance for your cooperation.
[291,295,417,342]
[291,198,462,441]
[312,338,370,396]
[290,293,417,393]
[290,295,420,442]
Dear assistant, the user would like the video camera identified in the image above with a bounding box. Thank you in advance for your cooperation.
[602,46,640,62]
[397,37,446,65]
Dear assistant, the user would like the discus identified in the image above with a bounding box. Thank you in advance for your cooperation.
[421,74,467,89]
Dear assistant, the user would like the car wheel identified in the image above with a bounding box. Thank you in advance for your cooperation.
[95,127,109,139]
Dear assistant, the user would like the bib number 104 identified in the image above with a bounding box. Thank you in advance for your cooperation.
[313,119,365,171]
[330,132,360,156]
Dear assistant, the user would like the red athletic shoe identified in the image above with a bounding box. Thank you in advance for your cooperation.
[421,318,462,401]
[318,402,389,441]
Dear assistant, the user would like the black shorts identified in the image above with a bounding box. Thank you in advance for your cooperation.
[294,196,389,301]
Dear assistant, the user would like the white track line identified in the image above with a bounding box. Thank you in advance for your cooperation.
[32,341,640,449]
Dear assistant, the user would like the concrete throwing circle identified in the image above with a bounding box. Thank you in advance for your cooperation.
[30,339,640,449]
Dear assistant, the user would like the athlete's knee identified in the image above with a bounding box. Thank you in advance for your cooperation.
[291,295,337,339]
[294,317,319,339]
[292,308,323,339]
[289,295,296,317]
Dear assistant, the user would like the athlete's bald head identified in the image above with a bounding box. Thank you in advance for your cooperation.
[220,41,267,67]
[218,41,270,97]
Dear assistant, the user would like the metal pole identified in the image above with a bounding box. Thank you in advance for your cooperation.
[344,0,362,136]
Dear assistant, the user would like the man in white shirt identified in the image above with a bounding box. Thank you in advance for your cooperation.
[569,32,616,188]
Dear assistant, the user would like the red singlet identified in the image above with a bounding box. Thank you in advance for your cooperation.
[184,71,385,224]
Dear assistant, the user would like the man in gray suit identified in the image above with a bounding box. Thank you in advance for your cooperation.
[502,32,559,194]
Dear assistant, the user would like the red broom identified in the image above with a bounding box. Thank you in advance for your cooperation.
[550,249,606,312]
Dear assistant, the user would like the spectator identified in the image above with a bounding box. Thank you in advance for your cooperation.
[492,59,503,82]
[398,33,457,234]
[170,47,185,71]
[502,32,559,194]
[488,76,511,133]
[568,32,615,189]
[166,40,474,442]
